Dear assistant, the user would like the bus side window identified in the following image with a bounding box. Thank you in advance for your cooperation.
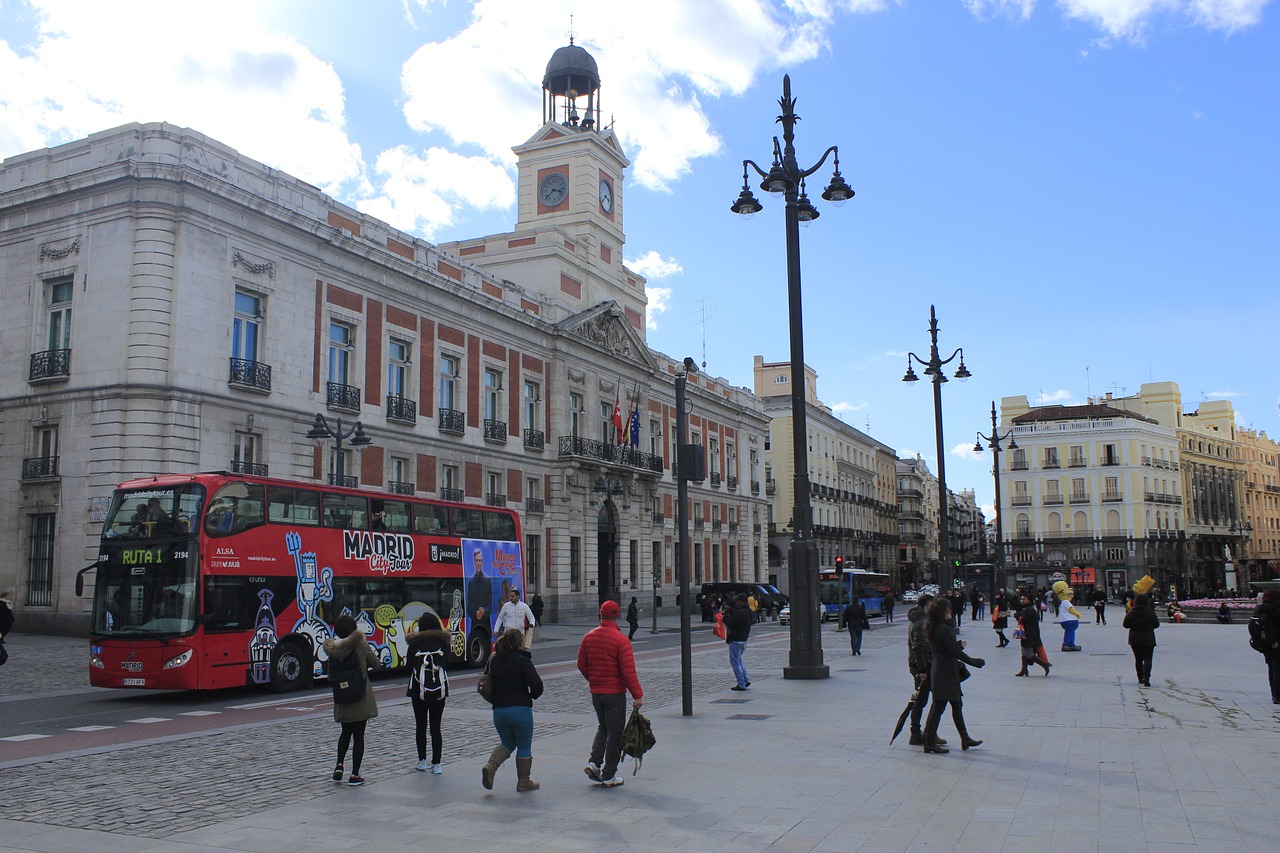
[414,505,448,535]
[323,493,368,530]
[451,507,483,538]
[484,510,516,541]
[376,500,411,533]
[268,487,320,525]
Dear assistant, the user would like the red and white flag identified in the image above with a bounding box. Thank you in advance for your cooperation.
[612,392,624,444]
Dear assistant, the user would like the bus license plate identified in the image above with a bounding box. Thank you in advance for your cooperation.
[122,677,146,686]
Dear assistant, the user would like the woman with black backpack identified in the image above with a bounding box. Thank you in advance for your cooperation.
[323,614,383,786]
[406,612,451,774]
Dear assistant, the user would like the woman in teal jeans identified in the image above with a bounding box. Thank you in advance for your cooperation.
[481,628,544,792]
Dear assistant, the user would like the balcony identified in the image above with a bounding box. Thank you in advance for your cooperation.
[526,497,544,514]
[440,487,464,502]
[485,493,507,508]
[328,474,358,488]
[710,472,721,488]
[326,382,361,412]
[652,511,665,525]
[1011,496,1032,506]
[228,358,272,392]
[729,521,739,533]
[1069,458,1086,468]
[765,479,776,496]
[751,480,760,495]
[230,460,269,477]
[29,349,71,383]
[712,519,722,533]
[1144,492,1183,505]
[484,419,508,443]
[388,480,415,496]
[727,476,738,491]
[1101,458,1120,467]
[899,487,922,498]
[693,517,704,531]
[523,429,545,452]
[1069,493,1090,504]
[21,456,59,481]
[1011,460,1028,471]
[385,395,417,424]
[556,436,664,475]
[1102,491,1123,502]
[1043,460,1060,469]
[1043,495,1064,505]
[438,408,466,435]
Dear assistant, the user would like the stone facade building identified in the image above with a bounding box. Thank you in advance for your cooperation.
[0,44,770,633]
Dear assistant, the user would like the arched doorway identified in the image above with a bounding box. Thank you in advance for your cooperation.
[597,499,619,605]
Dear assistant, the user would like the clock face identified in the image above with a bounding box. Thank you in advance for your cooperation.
[598,178,614,213]
[538,173,568,207]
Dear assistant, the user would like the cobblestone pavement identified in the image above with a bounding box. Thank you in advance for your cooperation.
[0,627,795,840]
[0,634,89,699]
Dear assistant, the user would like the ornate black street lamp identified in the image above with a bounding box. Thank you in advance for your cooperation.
[975,401,1015,601]
[730,75,853,680]
[902,305,971,592]
[306,413,372,486]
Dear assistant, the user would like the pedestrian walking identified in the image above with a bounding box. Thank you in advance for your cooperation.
[578,600,644,788]
[991,601,1009,647]
[405,612,450,774]
[1123,593,1160,687]
[530,592,545,627]
[626,596,640,640]
[1250,589,1280,703]
[481,628,544,791]
[906,593,941,746]
[1015,593,1051,676]
[725,593,753,688]
[844,596,867,656]
[920,597,986,754]
[1092,587,1107,625]
[970,588,982,622]
[493,587,537,650]
[323,614,383,786]
[883,594,895,623]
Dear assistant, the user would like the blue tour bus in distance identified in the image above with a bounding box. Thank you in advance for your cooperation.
[817,567,893,620]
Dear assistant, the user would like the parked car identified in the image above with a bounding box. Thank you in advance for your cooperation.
[778,604,790,625]
[902,589,919,603]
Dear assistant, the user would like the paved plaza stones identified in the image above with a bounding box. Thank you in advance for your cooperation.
[1,615,1277,851]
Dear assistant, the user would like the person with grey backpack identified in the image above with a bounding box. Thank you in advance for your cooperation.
[406,612,451,773]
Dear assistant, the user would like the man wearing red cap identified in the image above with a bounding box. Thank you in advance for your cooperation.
[577,599,644,787]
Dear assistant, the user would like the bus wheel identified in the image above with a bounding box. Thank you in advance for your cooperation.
[466,632,491,668]
[270,641,309,693]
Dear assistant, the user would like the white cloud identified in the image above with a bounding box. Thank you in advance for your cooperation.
[646,286,673,331]
[1188,0,1271,32]
[831,400,870,415]
[1035,389,1076,404]
[1207,389,1245,399]
[626,250,684,280]
[961,0,1037,21]
[961,0,1272,41]
[358,146,514,238]
[953,441,984,460]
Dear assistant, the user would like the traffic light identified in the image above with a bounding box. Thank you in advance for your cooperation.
[953,559,961,568]
[835,556,843,570]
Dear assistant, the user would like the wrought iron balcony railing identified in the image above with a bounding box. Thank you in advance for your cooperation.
[526,497,545,514]
[389,480,416,496]
[327,474,358,488]
[440,487,464,502]
[652,512,665,525]
[327,382,361,412]
[523,429,545,451]
[386,395,417,423]
[485,492,507,507]
[711,472,722,488]
[556,436,664,474]
[484,419,508,442]
[693,517,704,530]
[229,358,272,392]
[727,476,737,491]
[29,349,71,383]
[230,460,269,477]
[21,456,59,480]
[438,408,466,435]
[751,480,760,495]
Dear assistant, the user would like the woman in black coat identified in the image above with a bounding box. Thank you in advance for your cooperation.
[1123,593,1160,687]
[405,612,451,773]
[921,598,986,754]
[481,628,544,792]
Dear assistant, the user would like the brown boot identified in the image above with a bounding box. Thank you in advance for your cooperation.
[481,746,511,790]
[515,757,540,792]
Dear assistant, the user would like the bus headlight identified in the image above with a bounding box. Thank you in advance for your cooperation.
[163,649,193,670]
[90,654,104,669]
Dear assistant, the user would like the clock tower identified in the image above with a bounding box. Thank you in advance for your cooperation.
[442,41,647,338]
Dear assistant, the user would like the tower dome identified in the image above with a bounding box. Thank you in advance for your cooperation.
[541,40,601,131]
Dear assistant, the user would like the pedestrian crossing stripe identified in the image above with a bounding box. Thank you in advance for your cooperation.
[67,725,115,732]
[179,710,221,716]
[125,717,171,724]
[1,733,53,741]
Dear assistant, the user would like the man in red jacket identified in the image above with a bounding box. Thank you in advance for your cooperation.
[578,599,644,787]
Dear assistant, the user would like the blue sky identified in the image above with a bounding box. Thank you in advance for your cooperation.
[2,0,1277,516]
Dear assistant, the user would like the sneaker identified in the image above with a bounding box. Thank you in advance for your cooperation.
[332,765,344,782]
[416,759,430,772]
[431,764,443,775]
[348,774,365,786]
[731,685,748,691]
[584,763,601,782]
[600,776,625,787]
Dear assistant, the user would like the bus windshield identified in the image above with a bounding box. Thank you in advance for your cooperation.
[94,484,204,638]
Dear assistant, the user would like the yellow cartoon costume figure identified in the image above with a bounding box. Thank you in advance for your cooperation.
[1052,580,1082,652]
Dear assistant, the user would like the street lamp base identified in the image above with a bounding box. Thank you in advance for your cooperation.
[783,664,831,680]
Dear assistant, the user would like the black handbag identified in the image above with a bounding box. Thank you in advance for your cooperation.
[958,662,971,682]
[476,658,494,703]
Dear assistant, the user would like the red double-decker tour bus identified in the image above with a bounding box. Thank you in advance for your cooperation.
[77,472,524,691]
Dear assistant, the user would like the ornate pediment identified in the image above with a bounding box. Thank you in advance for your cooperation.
[557,301,655,370]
